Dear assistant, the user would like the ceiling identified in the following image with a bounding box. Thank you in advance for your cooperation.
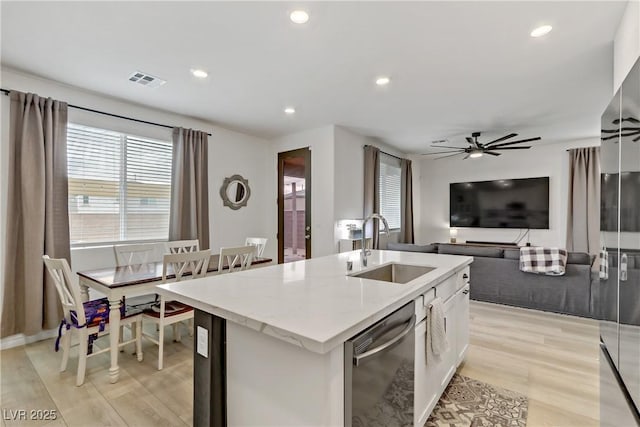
[0,1,627,153]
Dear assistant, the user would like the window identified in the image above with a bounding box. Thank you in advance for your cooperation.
[378,153,402,230]
[67,123,172,246]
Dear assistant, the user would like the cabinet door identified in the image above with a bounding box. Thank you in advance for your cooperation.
[439,296,458,386]
[414,296,458,426]
[456,285,470,365]
[618,59,640,411]
[414,320,440,426]
[600,85,621,367]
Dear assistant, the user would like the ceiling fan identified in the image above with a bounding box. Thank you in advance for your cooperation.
[422,132,542,160]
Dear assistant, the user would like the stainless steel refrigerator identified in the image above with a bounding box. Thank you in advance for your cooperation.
[600,57,640,426]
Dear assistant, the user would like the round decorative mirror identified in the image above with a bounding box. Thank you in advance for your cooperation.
[220,174,251,210]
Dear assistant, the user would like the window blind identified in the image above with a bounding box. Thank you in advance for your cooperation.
[67,123,172,246]
[379,153,402,230]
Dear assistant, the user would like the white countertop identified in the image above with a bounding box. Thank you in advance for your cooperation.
[156,250,472,354]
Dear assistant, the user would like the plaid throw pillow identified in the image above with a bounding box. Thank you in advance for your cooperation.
[519,247,568,276]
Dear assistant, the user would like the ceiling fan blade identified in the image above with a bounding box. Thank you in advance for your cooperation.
[613,117,640,124]
[428,145,467,150]
[434,152,465,160]
[463,154,470,160]
[488,137,541,148]
[465,137,475,146]
[487,146,531,150]
[634,135,640,142]
[484,151,501,156]
[484,133,518,146]
[420,150,464,155]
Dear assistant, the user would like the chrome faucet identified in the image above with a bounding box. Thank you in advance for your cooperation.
[361,213,389,267]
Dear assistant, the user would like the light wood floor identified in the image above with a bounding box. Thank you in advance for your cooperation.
[1,301,600,427]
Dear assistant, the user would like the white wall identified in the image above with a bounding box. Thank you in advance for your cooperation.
[417,138,600,249]
[269,125,411,257]
[333,126,408,249]
[0,67,272,287]
[614,0,640,92]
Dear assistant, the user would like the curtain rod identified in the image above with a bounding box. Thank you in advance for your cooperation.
[363,144,404,161]
[0,88,212,136]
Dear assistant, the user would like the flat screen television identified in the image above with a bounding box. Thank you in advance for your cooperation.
[450,177,550,229]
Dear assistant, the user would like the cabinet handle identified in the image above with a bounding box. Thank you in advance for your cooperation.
[444,317,447,333]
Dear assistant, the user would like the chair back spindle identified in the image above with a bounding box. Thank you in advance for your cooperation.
[162,249,211,283]
[43,255,86,326]
[219,246,254,273]
[166,240,200,255]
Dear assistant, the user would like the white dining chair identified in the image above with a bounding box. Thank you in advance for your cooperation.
[218,246,254,273]
[166,239,200,254]
[114,243,160,341]
[244,237,267,258]
[43,255,143,386]
[114,243,157,266]
[143,249,211,370]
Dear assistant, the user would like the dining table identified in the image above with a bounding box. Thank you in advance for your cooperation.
[77,254,272,383]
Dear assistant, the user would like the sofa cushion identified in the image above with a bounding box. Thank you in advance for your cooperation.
[567,252,593,265]
[387,243,437,253]
[503,248,520,260]
[437,244,504,258]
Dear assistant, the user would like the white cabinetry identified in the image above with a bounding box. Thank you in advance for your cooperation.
[414,266,470,426]
[455,284,470,364]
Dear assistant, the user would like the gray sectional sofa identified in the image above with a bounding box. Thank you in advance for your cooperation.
[387,242,599,318]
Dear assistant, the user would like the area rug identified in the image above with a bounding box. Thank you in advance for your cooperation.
[425,374,528,427]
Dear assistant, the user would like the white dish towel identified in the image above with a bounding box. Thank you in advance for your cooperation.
[427,297,448,362]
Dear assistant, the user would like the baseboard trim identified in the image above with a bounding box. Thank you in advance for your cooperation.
[0,328,58,350]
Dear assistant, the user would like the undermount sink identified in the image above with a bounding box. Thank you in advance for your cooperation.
[350,263,435,284]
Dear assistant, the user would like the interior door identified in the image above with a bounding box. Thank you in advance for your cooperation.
[278,148,311,263]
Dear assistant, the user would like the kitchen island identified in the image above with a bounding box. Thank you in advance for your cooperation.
[156,250,472,427]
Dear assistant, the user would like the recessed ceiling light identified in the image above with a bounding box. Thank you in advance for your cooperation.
[290,10,309,24]
[530,25,552,38]
[191,69,208,78]
[284,107,296,115]
[375,76,391,86]
[469,152,483,159]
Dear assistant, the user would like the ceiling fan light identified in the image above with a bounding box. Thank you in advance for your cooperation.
[469,152,483,159]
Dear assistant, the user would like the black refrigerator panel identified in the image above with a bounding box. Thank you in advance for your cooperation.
[600,86,621,368]
[619,59,640,412]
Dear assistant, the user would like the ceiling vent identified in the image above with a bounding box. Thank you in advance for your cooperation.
[128,71,166,88]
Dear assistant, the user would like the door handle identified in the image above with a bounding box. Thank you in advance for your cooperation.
[305,234,311,240]
[353,315,416,366]
[462,273,469,280]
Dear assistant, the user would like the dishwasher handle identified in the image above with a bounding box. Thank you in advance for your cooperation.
[353,315,416,367]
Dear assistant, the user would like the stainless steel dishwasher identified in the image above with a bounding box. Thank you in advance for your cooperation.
[344,301,416,427]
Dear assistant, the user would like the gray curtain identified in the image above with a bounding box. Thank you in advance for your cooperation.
[363,146,380,248]
[169,127,210,250]
[400,158,415,244]
[2,91,70,338]
[566,147,600,258]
